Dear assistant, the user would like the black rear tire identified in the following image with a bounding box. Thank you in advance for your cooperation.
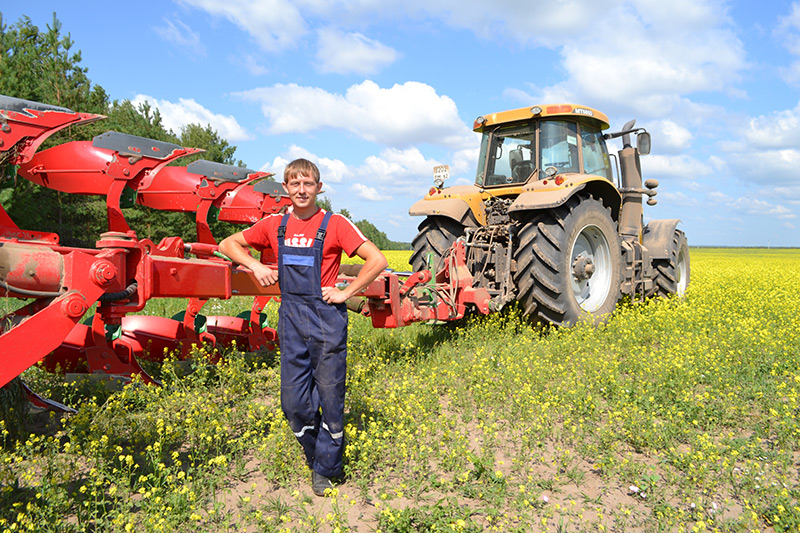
[410,216,464,273]
[513,196,622,326]
[649,229,690,298]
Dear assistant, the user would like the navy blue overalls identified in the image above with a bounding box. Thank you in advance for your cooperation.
[277,211,348,478]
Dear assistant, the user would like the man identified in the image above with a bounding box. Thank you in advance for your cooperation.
[219,158,387,496]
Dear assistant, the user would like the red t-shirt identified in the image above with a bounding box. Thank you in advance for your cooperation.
[242,209,367,287]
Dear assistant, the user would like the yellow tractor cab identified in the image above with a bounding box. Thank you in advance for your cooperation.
[473,104,613,188]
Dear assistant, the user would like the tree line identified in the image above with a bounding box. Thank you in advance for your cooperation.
[0,12,409,250]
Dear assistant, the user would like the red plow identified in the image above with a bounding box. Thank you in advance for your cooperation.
[0,96,493,404]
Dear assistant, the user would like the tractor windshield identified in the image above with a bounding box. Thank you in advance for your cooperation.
[580,123,612,180]
[475,118,613,187]
[540,121,579,174]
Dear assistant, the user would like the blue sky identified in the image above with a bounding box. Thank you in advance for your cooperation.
[3,1,800,246]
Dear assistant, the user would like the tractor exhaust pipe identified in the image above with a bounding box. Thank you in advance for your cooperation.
[618,144,643,238]
[609,119,649,239]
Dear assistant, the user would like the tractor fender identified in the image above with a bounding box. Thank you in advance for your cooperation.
[508,179,621,216]
[507,184,586,213]
[408,197,479,226]
[642,219,682,259]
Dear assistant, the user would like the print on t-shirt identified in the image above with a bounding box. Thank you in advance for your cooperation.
[288,235,311,247]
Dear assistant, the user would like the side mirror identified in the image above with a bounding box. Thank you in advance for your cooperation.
[637,132,651,155]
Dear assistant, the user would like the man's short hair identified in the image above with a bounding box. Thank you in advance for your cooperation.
[284,158,320,183]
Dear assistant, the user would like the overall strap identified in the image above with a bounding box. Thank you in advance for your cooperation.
[277,213,291,240]
[315,211,333,244]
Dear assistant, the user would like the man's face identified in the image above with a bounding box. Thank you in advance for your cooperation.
[282,173,321,211]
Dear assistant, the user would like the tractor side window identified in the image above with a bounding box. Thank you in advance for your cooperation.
[480,124,536,187]
[580,125,612,180]
[540,121,579,175]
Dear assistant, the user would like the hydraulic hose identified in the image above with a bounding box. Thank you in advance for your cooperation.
[99,281,138,303]
[0,279,64,298]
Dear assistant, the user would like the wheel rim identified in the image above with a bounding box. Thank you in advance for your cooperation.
[675,246,688,296]
[569,224,613,312]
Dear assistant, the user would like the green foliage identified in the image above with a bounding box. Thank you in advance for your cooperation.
[316,196,409,249]
[315,195,333,211]
[378,500,482,532]
[354,218,410,250]
[0,379,26,445]
[177,123,241,167]
[104,99,174,143]
[0,13,252,245]
[0,13,104,114]
[0,13,112,246]
[354,218,388,249]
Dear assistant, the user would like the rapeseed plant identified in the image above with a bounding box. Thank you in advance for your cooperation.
[0,248,799,531]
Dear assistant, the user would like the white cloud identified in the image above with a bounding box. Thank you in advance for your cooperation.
[705,190,797,221]
[132,95,251,142]
[401,0,617,46]
[180,0,614,53]
[528,1,745,117]
[316,28,398,75]
[260,145,348,183]
[236,54,270,76]
[657,190,700,207]
[708,155,728,173]
[723,104,800,184]
[258,145,458,206]
[707,191,734,204]
[351,183,390,201]
[181,0,745,120]
[780,62,800,86]
[643,154,714,181]
[742,148,800,183]
[777,2,800,84]
[730,197,796,220]
[154,19,205,53]
[744,101,800,148]
[386,214,407,228]
[450,146,480,177]
[721,99,800,188]
[177,0,307,51]
[774,185,800,205]
[235,80,472,148]
[356,148,440,187]
[651,120,693,152]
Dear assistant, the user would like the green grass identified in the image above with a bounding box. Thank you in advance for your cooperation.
[1,248,799,532]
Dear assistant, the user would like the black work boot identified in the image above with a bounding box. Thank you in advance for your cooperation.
[311,471,334,496]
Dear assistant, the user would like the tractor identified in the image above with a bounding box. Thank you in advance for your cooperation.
[409,104,690,326]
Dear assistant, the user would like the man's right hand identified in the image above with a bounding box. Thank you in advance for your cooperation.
[219,231,279,287]
[251,263,278,287]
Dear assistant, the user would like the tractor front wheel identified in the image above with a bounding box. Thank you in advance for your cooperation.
[410,216,465,273]
[514,196,622,326]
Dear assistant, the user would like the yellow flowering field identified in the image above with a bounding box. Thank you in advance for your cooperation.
[1,248,799,532]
